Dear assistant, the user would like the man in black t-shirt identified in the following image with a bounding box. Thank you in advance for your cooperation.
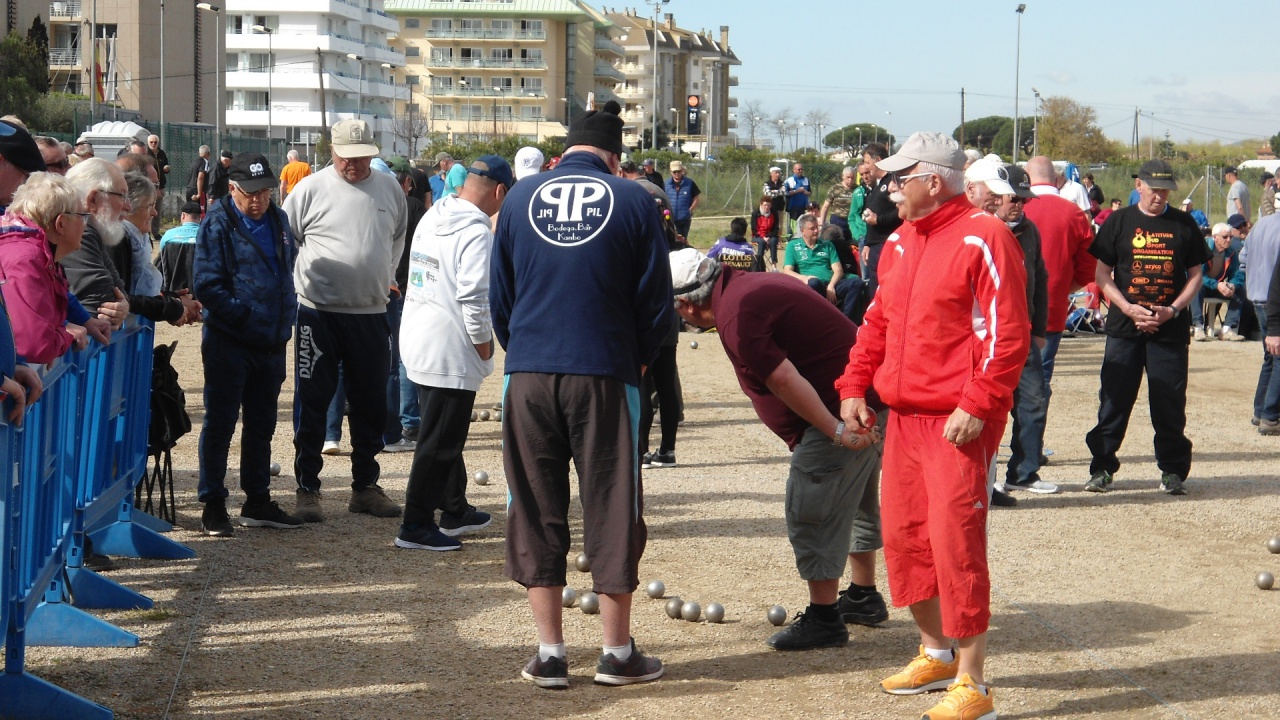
[857,143,903,300]
[1084,159,1211,496]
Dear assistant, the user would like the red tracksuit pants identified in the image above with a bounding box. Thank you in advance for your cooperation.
[881,412,1004,639]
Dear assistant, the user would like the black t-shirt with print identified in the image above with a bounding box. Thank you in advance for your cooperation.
[1089,205,1211,343]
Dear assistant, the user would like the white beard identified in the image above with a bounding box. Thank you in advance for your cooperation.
[92,208,126,247]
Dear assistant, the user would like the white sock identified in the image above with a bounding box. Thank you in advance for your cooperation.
[603,642,632,660]
[976,684,988,695]
[538,642,565,661]
[925,646,955,663]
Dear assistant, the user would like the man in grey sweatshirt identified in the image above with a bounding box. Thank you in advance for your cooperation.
[282,119,407,522]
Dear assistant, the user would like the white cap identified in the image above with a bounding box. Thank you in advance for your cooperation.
[877,131,966,173]
[514,146,545,181]
[670,247,710,296]
[964,158,1015,195]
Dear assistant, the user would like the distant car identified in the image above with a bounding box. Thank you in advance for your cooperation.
[1089,162,1109,171]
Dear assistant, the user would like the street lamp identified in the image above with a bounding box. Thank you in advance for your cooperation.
[751,114,761,148]
[1032,87,1041,156]
[647,0,670,158]
[253,24,273,146]
[196,3,221,149]
[670,106,678,149]
[1013,3,1026,161]
[347,53,364,121]
[160,0,165,143]
[884,111,892,150]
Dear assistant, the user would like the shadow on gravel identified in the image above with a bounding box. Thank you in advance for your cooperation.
[1009,473,1280,509]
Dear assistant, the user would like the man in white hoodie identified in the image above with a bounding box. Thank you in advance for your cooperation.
[395,155,513,550]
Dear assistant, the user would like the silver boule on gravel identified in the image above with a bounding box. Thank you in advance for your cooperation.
[646,580,665,599]
[473,470,489,485]
[664,597,683,619]
[690,340,699,349]
[1269,536,1280,554]
[575,552,591,573]
[579,591,600,614]
[561,587,577,608]
[704,602,725,623]
[1257,571,1275,591]
[680,601,701,622]
[479,410,491,421]
[767,604,787,626]
[470,411,478,422]
[269,461,281,476]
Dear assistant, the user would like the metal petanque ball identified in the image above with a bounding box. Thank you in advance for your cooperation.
[579,591,600,614]
[473,470,489,486]
[690,340,699,349]
[1269,536,1280,554]
[1258,571,1275,591]
[494,410,502,422]
[704,602,725,624]
[575,552,591,573]
[681,601,701,622]
[767,604,787,626]
[665,597,684,619]
[269,461,281,476]
[562,587,578,608]
[470,411,478,422]
[646,580,665,599]
[479,410,491,421]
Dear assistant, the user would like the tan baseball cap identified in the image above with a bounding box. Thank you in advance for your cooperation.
[876,131,966,173]
[669,160,685,172]
[330,119,379,159]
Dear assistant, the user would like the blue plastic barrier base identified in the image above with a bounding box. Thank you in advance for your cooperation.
[68,566,153,610]
[130,506,173,533]
[88,522,194,560]
[0,670,113,719]
[25,601,141,648]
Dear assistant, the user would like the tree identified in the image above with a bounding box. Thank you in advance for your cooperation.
[1037,96,1115,163]
[952,115,1012,153]
[990,118,1035,160]
[639,119,672,152]
[26,17,49,88]
[393,108,430,159]
[0,32,50,113]
[1270,133,1280,158]
[804,108,831,148]
[823,123,895,153]
[740,99,769,148]
[772,108,794,152]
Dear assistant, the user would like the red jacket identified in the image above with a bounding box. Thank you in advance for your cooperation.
[836,195,1029,422]
[1022,191,1095,332]
[0,217,74,364]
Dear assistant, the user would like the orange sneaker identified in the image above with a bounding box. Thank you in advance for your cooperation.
[880,645,959,695]
[921,673,996,720]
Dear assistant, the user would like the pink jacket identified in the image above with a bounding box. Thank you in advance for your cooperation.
[0,217,74,364]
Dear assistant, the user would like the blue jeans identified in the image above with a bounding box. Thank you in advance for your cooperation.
[1191,286,1244,329]
[384,294,421,442]
[805,276,865,323]
[1006,342,1046,485]
[1254,302,1280,421]
[325,365,345,442]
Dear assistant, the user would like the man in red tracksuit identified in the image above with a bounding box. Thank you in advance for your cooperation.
[836,132,1028,720]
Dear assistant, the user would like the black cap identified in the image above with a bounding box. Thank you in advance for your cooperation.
[228,151,277,193]
[1227,213,1248,229]
[1224,166,1238,175]
[220,149,234,159]
[0,120,47,174]
[1003,164,1036,199]
[564,100,624,156]
[180,201,203,215]
[1132,159,1178,191]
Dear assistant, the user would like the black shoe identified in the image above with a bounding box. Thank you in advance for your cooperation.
[837,588,889,626]
[82,552,115,572]
[765,611,849,651]
[594,639,664,685]
[402,426,420,442]
[521,654,569,689]
[990,488,1017,507]
[394,523,461,551]
[644,450,676,468]
[240,498,304,529]
[439,506,492,537]
[202,499,235,537]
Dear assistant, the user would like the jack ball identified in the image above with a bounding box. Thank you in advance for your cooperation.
[575,553,591,573]
[1258,571,1275,591]
[473,471,489,486]
[665,597,683,619]
[646,580,665,599]
[704,602,725,624]
[269,461,281,476]
[767,604,787,626]
[681,601,701,622]
[579,591,600,614]
[561,587,577,608]
[1269,536,1280,554]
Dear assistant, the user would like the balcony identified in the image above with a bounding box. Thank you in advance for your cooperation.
[366,42,405,66]
[423,28,546,41]
[49,47,81,66]
[48,1,81,18]
[364,7,400,34]
[429,86,546,99]
[425,57,546,70]
[727,97,738,108]
[615,86,647,99]
[593,61,624,82]
[226,30,363,57]
[594,35,624,56]
[620,63,648,76]
[728,75,739,86]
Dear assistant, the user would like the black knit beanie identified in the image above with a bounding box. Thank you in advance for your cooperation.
[565,100,624,156]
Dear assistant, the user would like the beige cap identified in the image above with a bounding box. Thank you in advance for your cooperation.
[669,160,685,172]
[330,119,379,159]
[876,131,966,173]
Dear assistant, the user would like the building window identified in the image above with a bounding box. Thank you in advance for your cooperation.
[491,48,512,61]
[431,18,452,30]
[406,102,419,113]
[492,76,513,91]
[490,19,512,32]
[432,105,454,120]
[431,76,453,91]
[521,105,543,120]
[461,75,482,91]
[521,48,543,61]
[431,47,453,62]
[521,19,543,33]
[460,47,482,61]
[405,46,420,57]
[406,75,420,85]
[405,18,419,29]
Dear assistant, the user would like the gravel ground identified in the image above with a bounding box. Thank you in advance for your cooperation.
[19,324,1280,719]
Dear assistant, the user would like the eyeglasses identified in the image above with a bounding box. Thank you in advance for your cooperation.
[1005,196,1027,204]
[47,159,70,170]
[62,211,92,220]
[101,190,127,200]
[892,171,934,187]
[233,185,273,200]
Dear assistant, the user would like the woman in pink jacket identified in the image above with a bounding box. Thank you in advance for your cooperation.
[0,172,94,364]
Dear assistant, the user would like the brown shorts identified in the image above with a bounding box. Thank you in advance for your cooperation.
[502,373,646,594]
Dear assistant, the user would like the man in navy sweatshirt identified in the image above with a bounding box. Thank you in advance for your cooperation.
[491,100,673,689]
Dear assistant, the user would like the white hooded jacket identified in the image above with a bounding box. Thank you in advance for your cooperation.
[400,193,495,391]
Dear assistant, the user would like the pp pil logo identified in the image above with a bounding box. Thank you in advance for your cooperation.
[528,175,614,247]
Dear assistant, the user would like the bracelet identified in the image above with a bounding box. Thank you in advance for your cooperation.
[832,420,846,446]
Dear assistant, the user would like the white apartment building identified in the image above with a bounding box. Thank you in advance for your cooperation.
[223,0,408,152]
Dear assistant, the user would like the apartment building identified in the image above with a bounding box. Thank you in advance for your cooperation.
[222,0,407,151]
[384,0,625,144]
[605,9,739,153]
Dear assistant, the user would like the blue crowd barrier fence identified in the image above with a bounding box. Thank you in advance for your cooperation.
[2,317,195,719]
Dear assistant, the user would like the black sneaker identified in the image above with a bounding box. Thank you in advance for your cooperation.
[402,426,420,442]
[765,611,849,651]
[202,499,235,537]
[439,506,492,537]
[521,654,569,689]
[240,498,304,529]
[837,588,889,626]
[990,487,1017,507]
[645,450,676,468]
[594,639,664,685]
[394,523,461,551]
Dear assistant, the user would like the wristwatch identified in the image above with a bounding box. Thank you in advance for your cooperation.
[832,420,846,446]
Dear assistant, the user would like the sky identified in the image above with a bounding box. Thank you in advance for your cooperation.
[662,0,1280,149]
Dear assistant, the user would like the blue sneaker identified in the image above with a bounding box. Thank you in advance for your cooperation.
[439,506,492,537]
[394,523,461,551]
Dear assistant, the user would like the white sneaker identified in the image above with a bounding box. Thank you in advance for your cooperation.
[1008,479,1061,494]
[1220,327,1247,342]
[1192,325,1210,342]
[382,438,415,453]
[322,440,340,455]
